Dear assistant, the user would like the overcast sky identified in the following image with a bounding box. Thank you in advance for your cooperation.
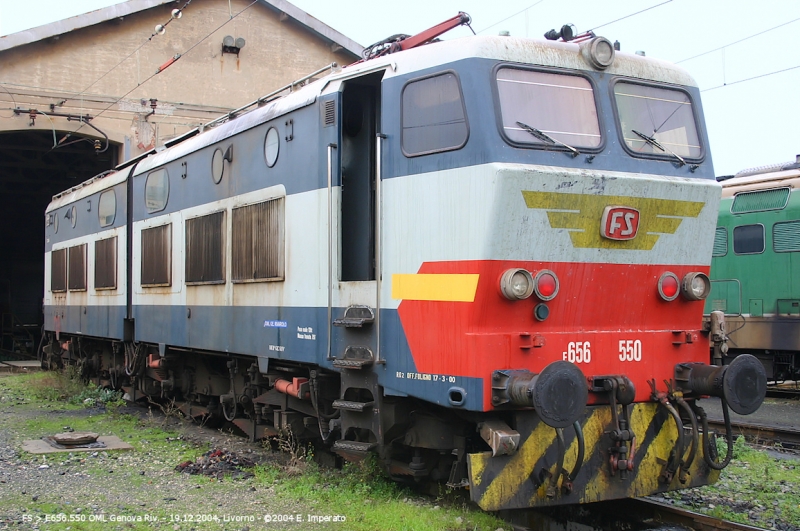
[1,0,798,176]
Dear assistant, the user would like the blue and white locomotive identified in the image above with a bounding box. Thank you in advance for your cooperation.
[43,16,765,509]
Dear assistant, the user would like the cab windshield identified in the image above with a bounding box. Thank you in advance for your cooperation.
[496,68,601,149]
[614,82,702,159]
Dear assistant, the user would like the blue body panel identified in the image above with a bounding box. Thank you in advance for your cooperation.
[44,304,127,340]
[44,55,712,412]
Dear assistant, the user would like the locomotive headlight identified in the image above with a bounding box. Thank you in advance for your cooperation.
[658,272,680,301]
[533,270,559,301]
[681,272,711,301]
[500,268,534,300]
[582,36,615,70]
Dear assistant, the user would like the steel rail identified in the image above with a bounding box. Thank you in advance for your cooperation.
[766,386,800,399]
[501,497,769,530]
[707,418,800,450]
[627,498,770,531]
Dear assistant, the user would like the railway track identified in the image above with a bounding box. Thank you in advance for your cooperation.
[707,418,800,451]
[502,497,770,531]
[767,385,800,399]
[605,498,772,531]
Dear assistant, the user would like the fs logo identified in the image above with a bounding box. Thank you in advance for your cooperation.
[601,206,640,240]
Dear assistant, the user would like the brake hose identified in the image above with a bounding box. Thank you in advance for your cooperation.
[694,400,734,470]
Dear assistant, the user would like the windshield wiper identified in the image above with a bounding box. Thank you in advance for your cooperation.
[631,129,685,167]
[516,121,579,158]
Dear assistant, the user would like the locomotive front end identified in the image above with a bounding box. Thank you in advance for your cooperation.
[394,165,765,509]
[384,35,766,509]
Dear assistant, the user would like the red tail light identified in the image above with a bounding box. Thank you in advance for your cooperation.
[658,272,680,301]
[533,270,559,301]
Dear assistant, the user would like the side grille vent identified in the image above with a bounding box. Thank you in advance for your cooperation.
[185,211,225,284]
[141,224,172,287]
[67,244,87,291]
[51,248,67,293]
[95,236,117,289]
[323,100,336,127]
[774,220,800,252]
[731,187,790,213]
[232,198,285,282]
[712,227,728,257]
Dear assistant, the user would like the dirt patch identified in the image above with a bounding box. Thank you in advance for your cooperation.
[176,448,258,480]
[0,397,304,530]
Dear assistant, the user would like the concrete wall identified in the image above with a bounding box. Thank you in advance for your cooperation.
[0,0,357,160]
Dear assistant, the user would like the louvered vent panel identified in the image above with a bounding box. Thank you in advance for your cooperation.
[712,227,728,257]
[141,224,172,286]
[51,248,67,293]
[68,244,87,291]
[185,212,225,283]
[232,198,285,282]
[323,100,336,127]
[731,188,790,213]
[94,236,117,289]
[774,220,800,252]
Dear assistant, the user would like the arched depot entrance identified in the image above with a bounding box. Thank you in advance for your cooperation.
[0,130,117,358]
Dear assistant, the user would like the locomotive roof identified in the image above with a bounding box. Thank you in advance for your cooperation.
[46,169,128,213]
[376,35,698,87]
[720,167,800,198]
[48,34,699,210]
[130,35,698,175]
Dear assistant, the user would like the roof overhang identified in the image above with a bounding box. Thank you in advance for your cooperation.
[0,0,363,58]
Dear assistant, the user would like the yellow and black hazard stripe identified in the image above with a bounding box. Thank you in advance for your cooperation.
[467,402,721,510]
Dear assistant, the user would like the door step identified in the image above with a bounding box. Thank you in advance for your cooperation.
[332,399,374,412]
[332,345,374,369]
[332,440,376,455]
[332,305,375,328]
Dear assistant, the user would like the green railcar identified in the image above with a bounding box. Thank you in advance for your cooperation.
[706,157,800,382]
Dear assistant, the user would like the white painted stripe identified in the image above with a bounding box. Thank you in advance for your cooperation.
[46,163,720,314]
[381,163,720,270]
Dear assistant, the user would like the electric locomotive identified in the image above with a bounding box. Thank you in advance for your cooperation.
[706,156,800,384]
[42,14,766,510]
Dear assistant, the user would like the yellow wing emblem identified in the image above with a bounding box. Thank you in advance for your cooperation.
[522,191,705,250]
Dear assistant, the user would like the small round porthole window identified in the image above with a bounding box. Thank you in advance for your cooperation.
[69,205,77,228]
[211,148,224,184]
[264,127,279,168]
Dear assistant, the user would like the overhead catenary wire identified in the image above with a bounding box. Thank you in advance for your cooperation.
[476,0,546,35]
[0,84,17,118]
[68,0,258,139]
[64,0,194,108]
[676,16,800,64]
[701,64,800,92]
[478,0,673,39]
[588,0,672,32]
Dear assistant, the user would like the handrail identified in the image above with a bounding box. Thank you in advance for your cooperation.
[204,62,339,129]
[326,143,337,361]
[375,134,386,363]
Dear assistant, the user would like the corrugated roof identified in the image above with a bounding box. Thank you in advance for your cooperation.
[0,0,363,57]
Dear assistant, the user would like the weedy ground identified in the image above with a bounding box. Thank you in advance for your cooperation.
[659,434,800,530]
[4,372,798,530]
[0,372,505,531]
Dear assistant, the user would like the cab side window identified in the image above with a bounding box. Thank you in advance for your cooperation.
[402,72,468,156]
